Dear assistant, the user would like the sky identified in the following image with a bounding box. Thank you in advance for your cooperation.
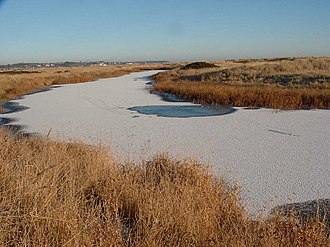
[0,0,330,64]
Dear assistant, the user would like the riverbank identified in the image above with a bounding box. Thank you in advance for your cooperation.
[0,63,173,103]
[0,128,328,246]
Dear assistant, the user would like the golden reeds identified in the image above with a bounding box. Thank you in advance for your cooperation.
[0,129,328,246]
[153,57,330,109]
[153,80,330,109]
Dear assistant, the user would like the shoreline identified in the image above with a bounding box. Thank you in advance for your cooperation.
[1,70,329,216]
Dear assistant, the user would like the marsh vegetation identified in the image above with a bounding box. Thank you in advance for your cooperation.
[153,57,330,109]
[0,129,328,246]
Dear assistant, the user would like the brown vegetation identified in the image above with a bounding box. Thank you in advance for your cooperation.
[0,129,328,246]
[0,64,171,103]
[153,57,330,109]
[153,79,330,109]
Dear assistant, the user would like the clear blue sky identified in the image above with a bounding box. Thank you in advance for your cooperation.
[1,0,329,64]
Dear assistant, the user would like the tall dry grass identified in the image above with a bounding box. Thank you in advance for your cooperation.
[153,79,330,109]
[0,129,328,246]
[153,57,330,109]
[0,64,170,103]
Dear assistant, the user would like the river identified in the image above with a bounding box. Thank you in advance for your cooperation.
[1,70,329,215]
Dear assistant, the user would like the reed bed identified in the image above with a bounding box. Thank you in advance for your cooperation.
[0,129,328,246]
[153,79,330,109]
[154,57,330,109]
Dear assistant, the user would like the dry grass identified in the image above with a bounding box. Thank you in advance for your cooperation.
[153,79,330,109]
[198,57,330,87]
[0,64,171,103]
[153,57,330,109]
[0,129,328,246]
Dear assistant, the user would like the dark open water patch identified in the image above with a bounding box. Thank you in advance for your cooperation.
[0,116,32,138]
[271,199,330,228]
[0,101,31,137]
[151,92,190,103]
[128,105,236,118]
[0,117,14,125]
[0,116,36,139]
[0,101,29,114]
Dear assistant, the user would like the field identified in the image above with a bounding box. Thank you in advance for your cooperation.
[0,129,328,246]
[153,57,330,109]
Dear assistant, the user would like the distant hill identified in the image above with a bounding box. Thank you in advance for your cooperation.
[181,62,217,70]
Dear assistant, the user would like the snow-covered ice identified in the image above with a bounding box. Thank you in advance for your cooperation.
[2,70,329,214]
